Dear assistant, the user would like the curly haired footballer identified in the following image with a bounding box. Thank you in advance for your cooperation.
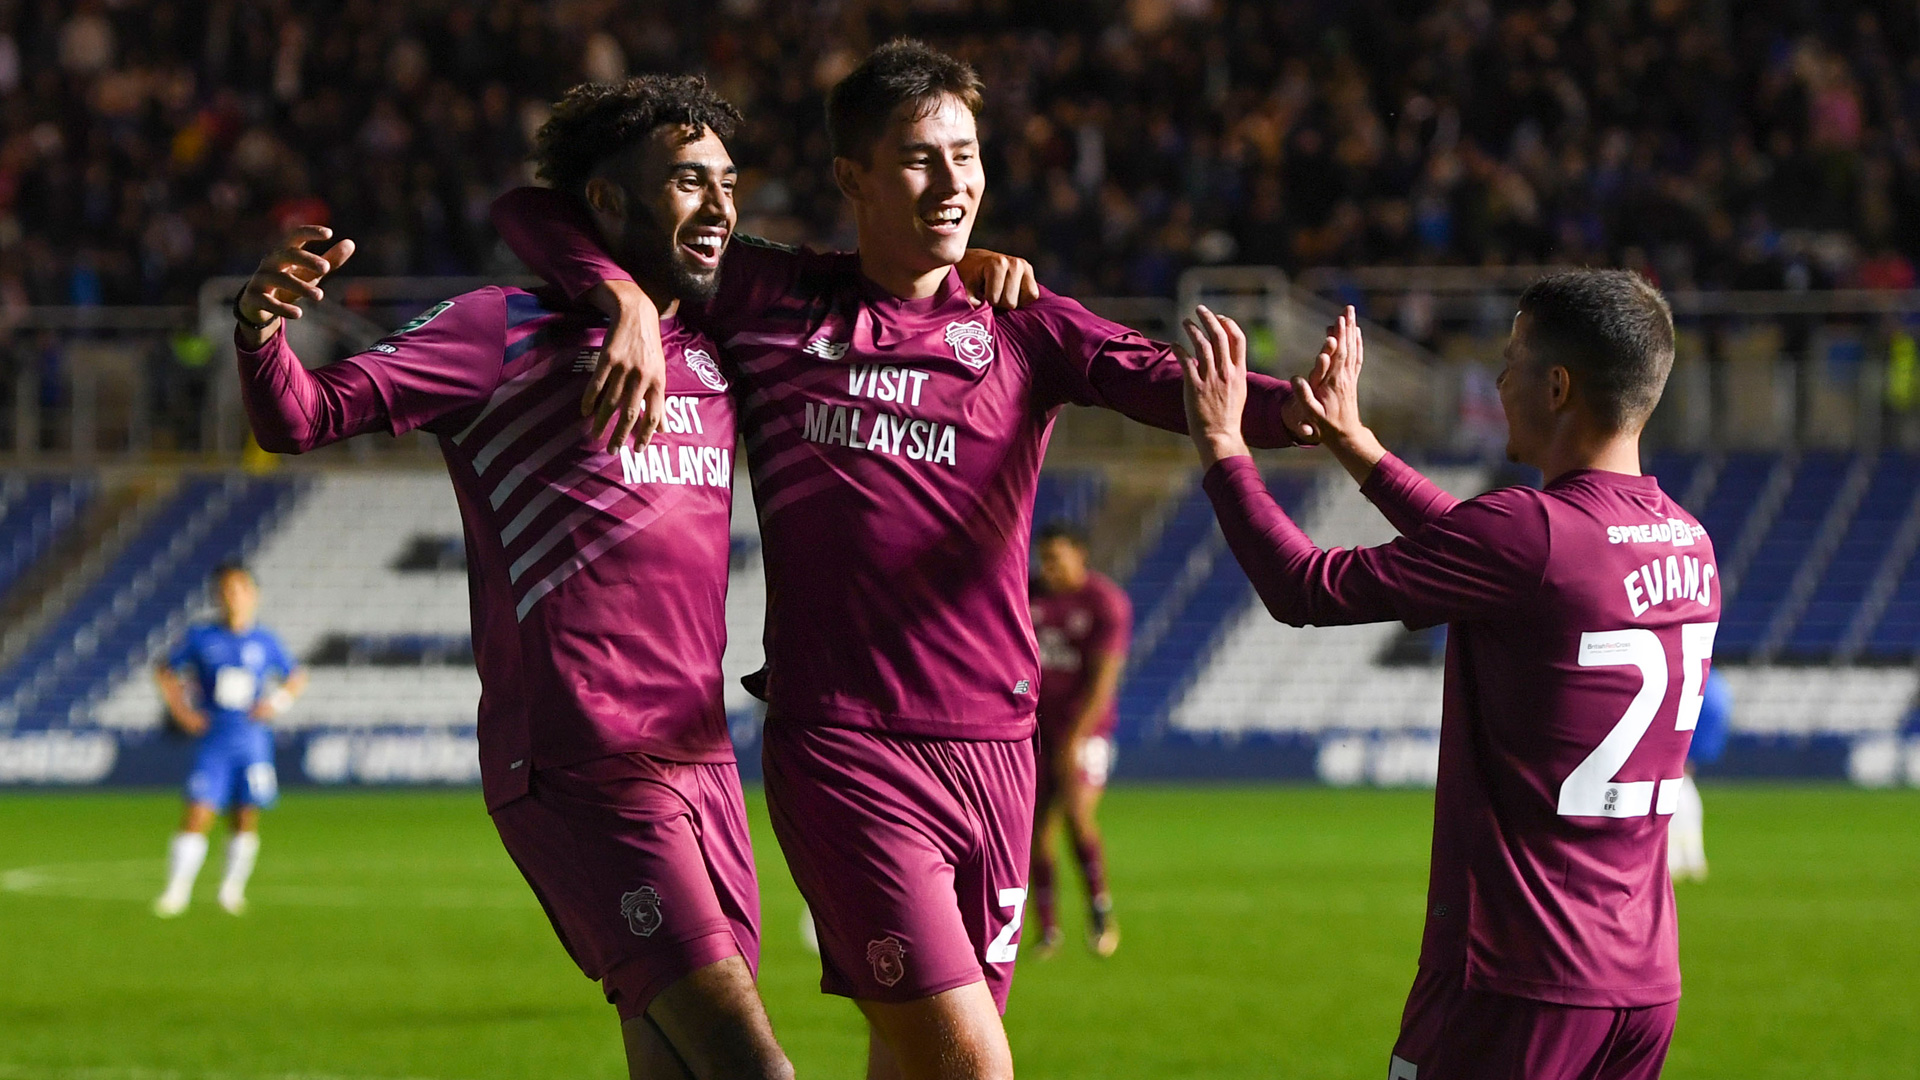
[533,75,744,199]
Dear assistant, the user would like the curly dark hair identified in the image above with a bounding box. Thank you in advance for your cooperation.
[533,75,743,198]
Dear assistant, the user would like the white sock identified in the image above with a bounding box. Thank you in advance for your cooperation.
[219,832,260,899]
[164,832,209,899]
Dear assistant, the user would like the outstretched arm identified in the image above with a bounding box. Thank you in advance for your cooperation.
[1035,299,1318,446]
[233,227,390,453]
[1293,307,1458,534]
[489,187,1039,450]
[1181,310,1543,627]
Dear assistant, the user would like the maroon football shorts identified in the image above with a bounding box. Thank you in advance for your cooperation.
[491,751,760,1021]
[1389,965,1677,1080]
[761,720,1036,1011]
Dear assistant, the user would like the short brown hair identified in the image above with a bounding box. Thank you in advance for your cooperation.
[533,75,742,199]
[1517,270,1675,431]
[826,39,984,164]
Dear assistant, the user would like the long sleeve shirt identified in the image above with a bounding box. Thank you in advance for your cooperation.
[492,186,1303,740]
[1203,452,1721,1008]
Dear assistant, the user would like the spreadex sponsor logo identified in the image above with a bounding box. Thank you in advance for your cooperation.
[1607,518,1706,548]
[0,732,117,784]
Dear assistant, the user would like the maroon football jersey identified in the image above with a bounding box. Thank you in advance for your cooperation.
[493,187,1305,742]
[237,290,737,810]
[1031,571,1132,740]
[1205,453,1719,1008]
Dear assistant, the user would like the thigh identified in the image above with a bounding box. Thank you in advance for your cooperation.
[687,761,762,978]
[763,727,976,1004]
[643,954,789,1080]
[858,982,1012,1080]
[186,743,236,811]
[235,737,279,809]
[942,737,1036,1012]
[492,756,745,1021]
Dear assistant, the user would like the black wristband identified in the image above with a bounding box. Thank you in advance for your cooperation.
[232,289,276,331]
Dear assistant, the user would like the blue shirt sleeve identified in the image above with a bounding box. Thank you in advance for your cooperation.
[261,631,296,678]
[165,630,199,674]
[1689,670,1732,764]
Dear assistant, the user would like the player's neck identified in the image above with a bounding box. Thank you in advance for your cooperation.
[223,615,255,634]
[1536,431,1643,485]
[854,236,952,299]
[628,272,681,320]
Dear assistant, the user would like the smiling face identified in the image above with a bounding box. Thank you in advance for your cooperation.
[590,124,737,303]
[835,93,983,292]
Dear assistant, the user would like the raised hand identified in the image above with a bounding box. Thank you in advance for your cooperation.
[237,225,356,332]
[1294,305,1388,482]
[580,279,667,451]
[1179,305,1253,467]
[957,249,1041,309]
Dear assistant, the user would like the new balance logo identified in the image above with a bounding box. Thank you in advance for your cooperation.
[804,337,850,360]
[573,349,601,373]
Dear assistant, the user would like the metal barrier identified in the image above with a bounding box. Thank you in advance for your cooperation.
[14,267,1920,463]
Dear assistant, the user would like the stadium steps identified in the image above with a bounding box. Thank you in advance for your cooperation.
[1170,462,1489,736]
[1754,455,1876,663]
[0,475,169,670]
[0,475,94,604]
[0,475,304,730]
[1838,469,1920,663]
[1719,453,1854,661]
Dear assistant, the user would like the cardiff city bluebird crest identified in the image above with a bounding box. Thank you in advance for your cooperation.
[620,886,663,937]
[683,348,728,391]
[866,936,907,987]
[944,320,995,369]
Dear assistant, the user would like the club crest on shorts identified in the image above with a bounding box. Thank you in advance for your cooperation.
[684,348,728,391]
[944,319,994,369]
[866,936,907,987]
[620,886,663,937]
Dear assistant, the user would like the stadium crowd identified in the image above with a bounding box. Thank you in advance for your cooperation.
[4,0,1920,312]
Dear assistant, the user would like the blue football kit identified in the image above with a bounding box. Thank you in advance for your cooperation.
[167,623,297,810]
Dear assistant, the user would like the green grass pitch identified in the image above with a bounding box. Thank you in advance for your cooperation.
[0,785,1913,1079]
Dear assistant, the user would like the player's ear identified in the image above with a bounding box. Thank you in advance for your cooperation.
[583,176,625,221]
[1548,365,1573,412]
[832,156,864,203]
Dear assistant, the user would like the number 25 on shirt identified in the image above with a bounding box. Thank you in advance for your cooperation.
[1559,622,1716,819]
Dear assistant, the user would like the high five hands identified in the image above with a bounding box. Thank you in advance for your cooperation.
[1180,303,1384,477]
[1294,306,1389,482]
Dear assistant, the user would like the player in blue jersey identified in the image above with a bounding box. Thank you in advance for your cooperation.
[153,562,306,916]
[1670,668,1731,882]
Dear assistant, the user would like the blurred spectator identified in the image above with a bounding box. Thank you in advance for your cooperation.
[4,1,1920,304]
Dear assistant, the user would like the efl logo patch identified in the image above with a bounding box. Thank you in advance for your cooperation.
[804,337,850,360]
[867,936,907,987]
[684,348,728,391]
[621,886,663,937]
[393,300,453,336]
[944,320,994,369]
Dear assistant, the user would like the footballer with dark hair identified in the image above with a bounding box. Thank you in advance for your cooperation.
[1028,521,1131,958]
[225,74,796,1080]
[491,38,1320,1080]
[1183,274,1710,1080]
